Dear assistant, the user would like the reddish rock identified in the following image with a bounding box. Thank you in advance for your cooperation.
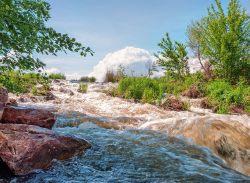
[0,87,8,104]
[6,98,18,106]
[230,105,248,115]
[1,106,55,129]
[161,97,189,111]
[200,98,213,109]
[0,124,91,175]
[0,87,8,120]
[182,85,200,99]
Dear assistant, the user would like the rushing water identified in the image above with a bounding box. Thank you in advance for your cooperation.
[1,111,249,183]
[1,81,250,182]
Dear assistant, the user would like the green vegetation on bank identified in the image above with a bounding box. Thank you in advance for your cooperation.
[109,0,249,114]
[205,79,250,113]
[79,76,96,83]
[113,75,250,114]
[0,71,49,95]
[115,74,203,104]
[48,73,66,80]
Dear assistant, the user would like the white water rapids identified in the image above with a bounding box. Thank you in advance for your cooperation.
[6,80,250,182]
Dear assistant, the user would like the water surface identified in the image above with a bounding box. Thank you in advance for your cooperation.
[2,111,249,183]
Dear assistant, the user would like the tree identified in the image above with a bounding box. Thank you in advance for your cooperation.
[187,20,213,79]
[198,0,250,83]
[0,0,93,72]
[187,20,206,71]
[145,61,158,78]
[155,33,189,80]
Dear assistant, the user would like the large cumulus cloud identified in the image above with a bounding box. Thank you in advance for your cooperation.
[88,47,156,82]
[88,47,205,82]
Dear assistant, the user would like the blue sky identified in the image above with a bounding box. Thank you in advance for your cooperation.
[41,0,250,77]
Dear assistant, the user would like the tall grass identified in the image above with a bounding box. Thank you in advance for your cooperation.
[48,73,66,80]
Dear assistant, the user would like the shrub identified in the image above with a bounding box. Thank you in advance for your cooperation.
[78,83,88,93]
[79,76,96,83]
[0,71,49,94]
[205,79,249,114]
[104,70,124,83]
[48,73,66,80]
[31,83,50,96]
[89,77,96,82]
[105,65,126,83]
[117,77,166,103]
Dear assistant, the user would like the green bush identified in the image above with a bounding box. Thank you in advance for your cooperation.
[142,88,157,104]
[205,79,249,113]
[117,77,166,104]
[0,71,49,94]
[78,83,88,93]
[48,73,66,80]
[79,76,96,83]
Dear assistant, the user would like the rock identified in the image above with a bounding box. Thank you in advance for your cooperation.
[0,87,8,120]
[200,98,213,109]
[52,79,61,83]
[18,96,27,103]
[45,92,57,101]
[0,124,91,175]
[1,106,56,129]
[182,85,200,99]
[0,87,8,104]
[161,97,188,111]
[6,98,18,106]
[59,87,74,96]
[230,105,248,115]
[17,94,38,103]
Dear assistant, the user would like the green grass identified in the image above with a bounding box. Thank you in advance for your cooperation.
[78,83,88,93]
[48,73,66,80]
[0,71,50,94]
[205,79,250,113]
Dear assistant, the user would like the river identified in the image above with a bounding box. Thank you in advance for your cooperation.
[1,81,249,183]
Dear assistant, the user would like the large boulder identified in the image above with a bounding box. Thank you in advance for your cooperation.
[0,124,91,175]
[1,106,56,129]
[0,87,8,120]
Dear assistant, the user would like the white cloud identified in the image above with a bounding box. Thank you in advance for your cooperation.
[88,47,156,82]
[44,67,61,74]
[188,58,206,73]
[88,47,206,82]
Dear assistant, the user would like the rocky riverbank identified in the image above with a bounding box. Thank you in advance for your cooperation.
[4,80,250,177]
[0,86,91,175]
